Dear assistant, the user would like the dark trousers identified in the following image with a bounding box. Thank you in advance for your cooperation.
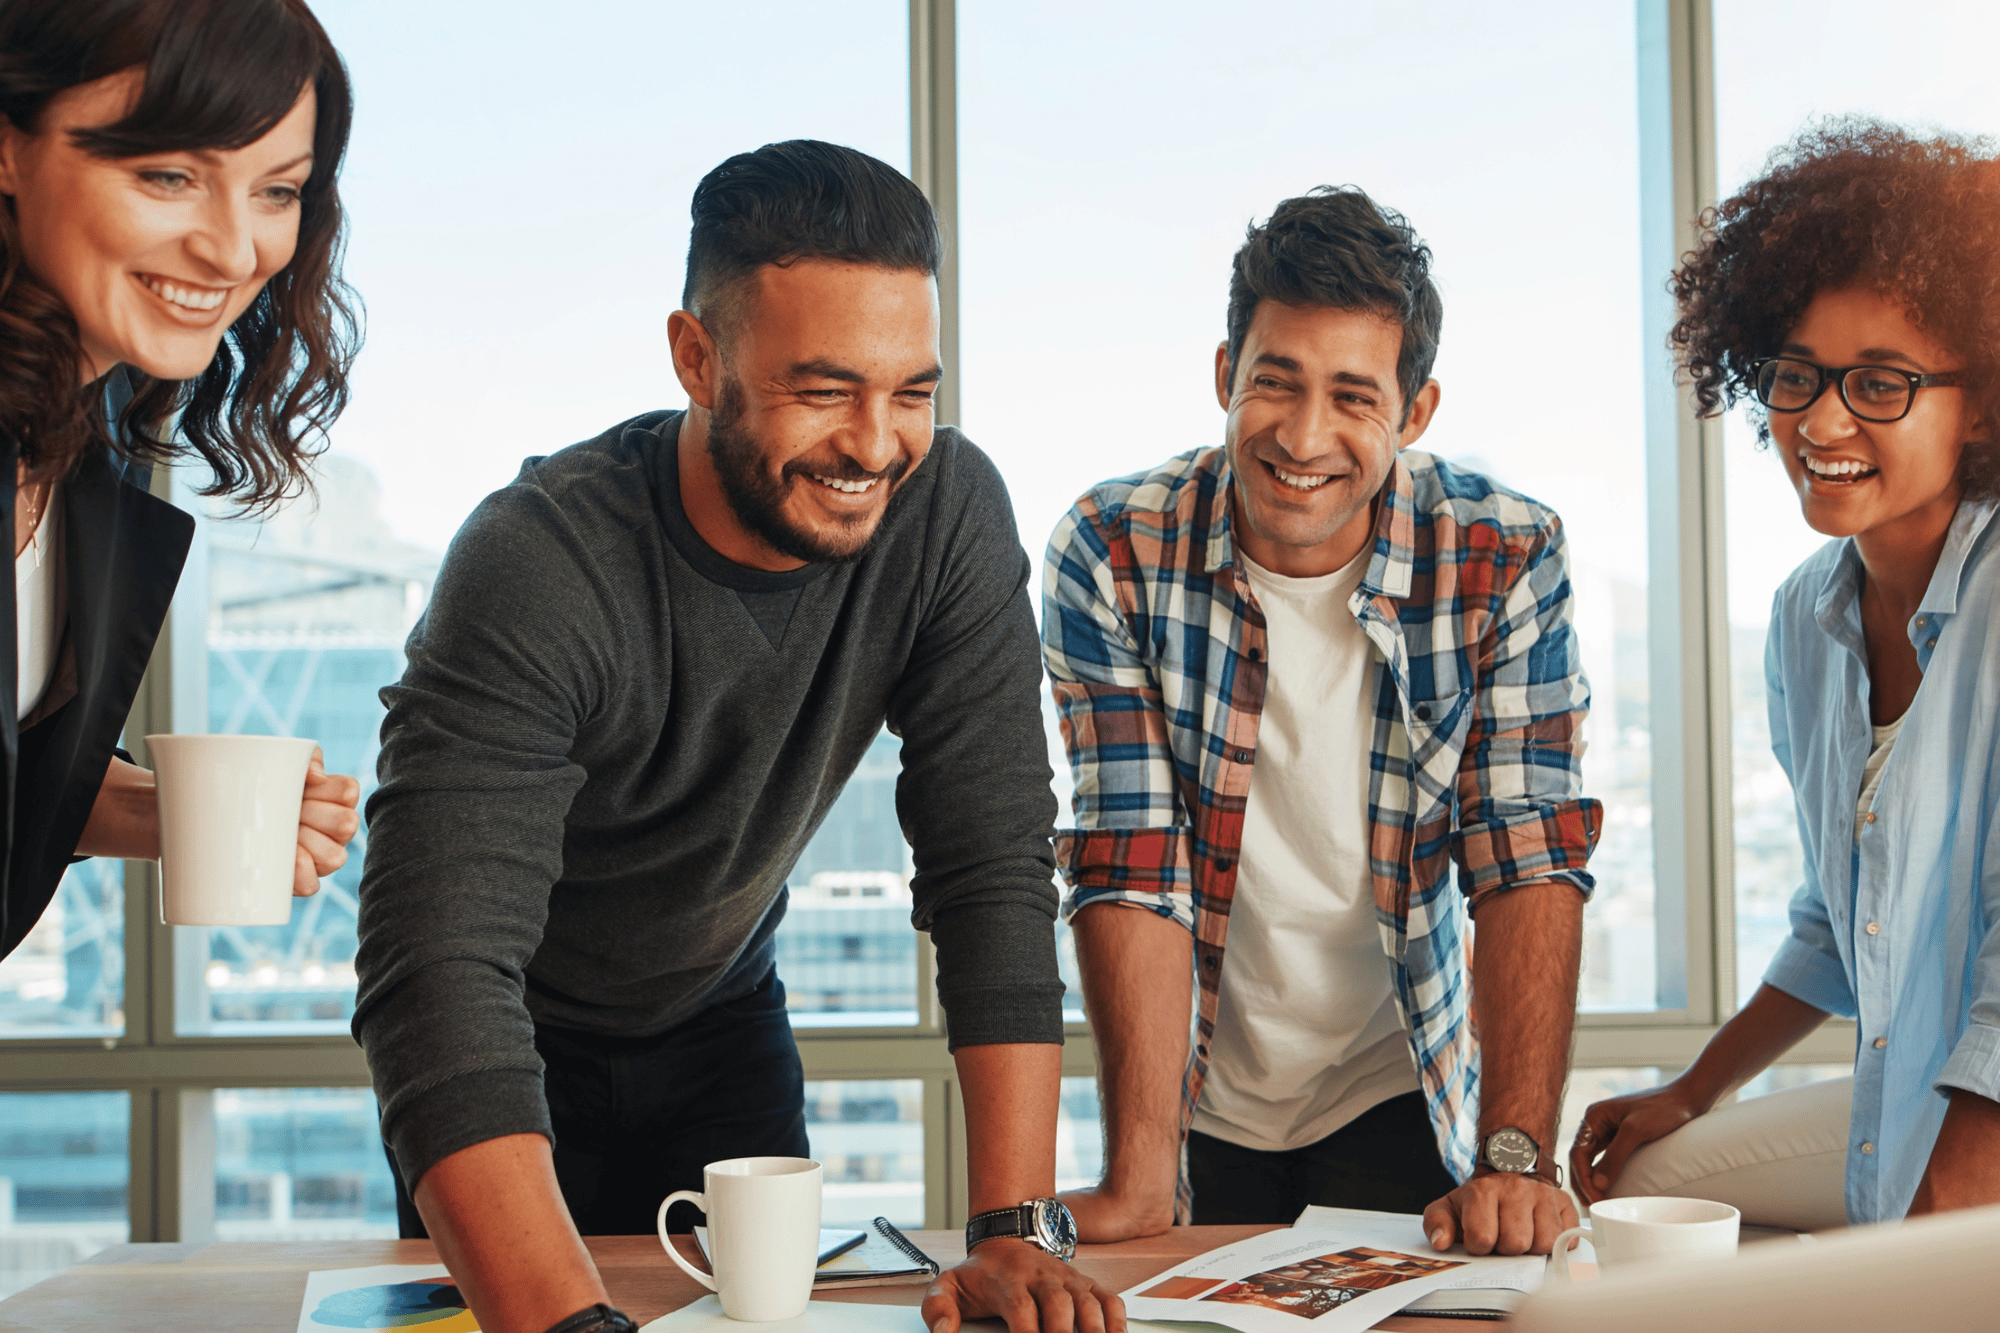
[389,966,809,1238]
[1187,1090,1458,1224]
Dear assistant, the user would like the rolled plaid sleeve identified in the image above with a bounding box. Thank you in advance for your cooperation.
[1451,515,1603,907]
[1041,499,1194,930]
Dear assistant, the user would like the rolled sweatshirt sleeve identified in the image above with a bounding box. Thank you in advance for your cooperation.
[891,441,1065,1050]
[351,479,615,1187]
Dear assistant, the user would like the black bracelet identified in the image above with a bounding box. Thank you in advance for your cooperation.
[542,1304,638,1333]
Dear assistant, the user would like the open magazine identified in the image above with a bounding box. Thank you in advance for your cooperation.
[1122,1208,1545,1332]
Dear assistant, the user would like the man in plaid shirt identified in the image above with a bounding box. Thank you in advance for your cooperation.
[1042,188,1601,1257]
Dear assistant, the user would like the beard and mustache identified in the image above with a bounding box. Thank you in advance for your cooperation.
[705,375,912,565]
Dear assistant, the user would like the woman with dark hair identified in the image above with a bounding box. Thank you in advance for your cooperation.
[1573,121,2000,1227]
[2,0,362,962]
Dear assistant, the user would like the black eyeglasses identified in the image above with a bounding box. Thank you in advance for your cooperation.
[1751,356,1963,424]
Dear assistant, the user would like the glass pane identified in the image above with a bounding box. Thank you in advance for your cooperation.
[0,1092,129,1299]
[804,1080,923,1228]
[1056,1076,1105,1194]
[1713,0,2000,998]
[212,1087,398,1240]
[960,1,1657,1008]
[0,861,124,1038]
[171,0,910,1032]
[780,733,920,1027]
[1558,1067,1665,1166]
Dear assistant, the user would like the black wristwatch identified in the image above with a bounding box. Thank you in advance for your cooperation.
[1477,1127,1562,1187]
[542,1305,637,1333]
[966,1197,1078,1260]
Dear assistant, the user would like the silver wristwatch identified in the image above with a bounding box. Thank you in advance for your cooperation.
[1478,1126,1562,1186]
[965,1197,1078,1260]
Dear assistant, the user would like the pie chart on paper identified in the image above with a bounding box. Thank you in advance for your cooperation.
[306,1278,480,1331]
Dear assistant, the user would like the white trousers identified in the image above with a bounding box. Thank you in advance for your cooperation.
[1604,1076,1851,1231]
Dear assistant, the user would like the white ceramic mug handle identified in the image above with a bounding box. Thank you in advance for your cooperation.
[1547,1222,1592,1282]
[657,1190,716,1291]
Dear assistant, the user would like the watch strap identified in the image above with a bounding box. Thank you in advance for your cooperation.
[966,1203,1033,1248]
[542,1305,637,1333]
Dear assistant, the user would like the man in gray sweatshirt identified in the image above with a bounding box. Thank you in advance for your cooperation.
[353,141,1121,1333]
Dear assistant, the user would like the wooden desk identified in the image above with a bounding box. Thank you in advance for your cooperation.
[0,1228,1478,1330]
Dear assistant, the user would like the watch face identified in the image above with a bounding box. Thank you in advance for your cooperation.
[1485,1128,1539,1173]
[1032,1197,1079,1259]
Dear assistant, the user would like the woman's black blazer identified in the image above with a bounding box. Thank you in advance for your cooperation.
[2,379,194,960]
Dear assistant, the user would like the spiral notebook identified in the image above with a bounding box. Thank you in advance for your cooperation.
[692,1216,941,1289]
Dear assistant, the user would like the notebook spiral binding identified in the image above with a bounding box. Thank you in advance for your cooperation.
[874,1216,940,1274]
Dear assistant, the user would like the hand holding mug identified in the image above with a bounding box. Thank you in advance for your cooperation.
[293,745,361,897]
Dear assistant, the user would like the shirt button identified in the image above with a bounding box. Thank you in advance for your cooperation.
[1214,858,1234,873]
[1864,813,1877,825]
[1927,637,1937,649]
[1203,955,1220,971]
[1415,705,1433,720]
[1874,1037,1887,1049]
[1915,616,1927,627]
[1866,921,1881,935]
[1234,749,1252,763]
[1861,1142,1875,1155]
[1247,647,1263,662]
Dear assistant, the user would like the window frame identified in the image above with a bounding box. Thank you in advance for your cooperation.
[0,0,1856,1250]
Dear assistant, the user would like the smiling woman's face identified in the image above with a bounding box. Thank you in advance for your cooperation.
[1772,285,1975,549]
[0,67,316,383]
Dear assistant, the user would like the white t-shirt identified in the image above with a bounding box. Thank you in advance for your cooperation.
[15,482,63,720]
[1191,546,1420,1154]
[1855,711,1905,843]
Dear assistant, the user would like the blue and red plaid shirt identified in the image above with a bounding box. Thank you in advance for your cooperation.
[1042,445,1601,1214]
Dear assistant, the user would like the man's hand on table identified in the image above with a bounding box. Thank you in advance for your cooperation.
[920,1238,1126,1333]
[1422,1170,1577,1256]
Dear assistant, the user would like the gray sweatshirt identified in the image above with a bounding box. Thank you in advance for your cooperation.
[352,411,1064,1184]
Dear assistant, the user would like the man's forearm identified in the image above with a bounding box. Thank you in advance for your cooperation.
[1072,902,1191,1220]
[413,1133,607,1333]
[955,1042,1061,1212]
[1469,880,1585,1152]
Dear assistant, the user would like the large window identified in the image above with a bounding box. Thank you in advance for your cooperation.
[1713,0,2000,997]
[958,0,1661,1010]
[0,1,1885,1255]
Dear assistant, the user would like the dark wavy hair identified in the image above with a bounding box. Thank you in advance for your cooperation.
[1225,186,1443,424]
[0,0,357,509]
[1672,118,2000,498]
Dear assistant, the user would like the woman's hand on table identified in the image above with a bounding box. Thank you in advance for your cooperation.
[921,1238,1124,1333]
[293,746,362,895]
[1569,1080,1709,1205]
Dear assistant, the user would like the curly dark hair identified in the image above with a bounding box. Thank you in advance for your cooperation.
[0,0,358,510]
[1672,118,2000,498]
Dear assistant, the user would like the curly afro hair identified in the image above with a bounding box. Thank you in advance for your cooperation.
[1671,118,2000,498]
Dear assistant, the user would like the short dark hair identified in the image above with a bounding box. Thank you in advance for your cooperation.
[1672,118,2000,498]
[0,0,358,510]
[683,139,940,337]
[1225,186,1443,419]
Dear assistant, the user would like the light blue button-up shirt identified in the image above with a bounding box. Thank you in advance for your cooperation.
[1763,497,2000,1223]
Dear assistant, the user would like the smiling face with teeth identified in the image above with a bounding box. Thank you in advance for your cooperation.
[1770,286,1976,557]
[1216,299,1439,578]
[670,259,942,571]
[0,67,316,383]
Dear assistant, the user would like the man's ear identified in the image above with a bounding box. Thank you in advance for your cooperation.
[666,309,722,411]
[1214,341,1233,410]
[1396,379,1443,450]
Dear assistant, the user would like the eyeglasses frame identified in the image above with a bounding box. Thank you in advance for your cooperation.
[1749,355,1964,424]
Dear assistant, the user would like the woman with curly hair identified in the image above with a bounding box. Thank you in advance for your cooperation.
[2,0,362,961]
[1572,120,2000,1228]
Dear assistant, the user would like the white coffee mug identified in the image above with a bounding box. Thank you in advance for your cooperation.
[148,734,317,927]
[658,1156,823,1322]
[1548,1196,1740,1280]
